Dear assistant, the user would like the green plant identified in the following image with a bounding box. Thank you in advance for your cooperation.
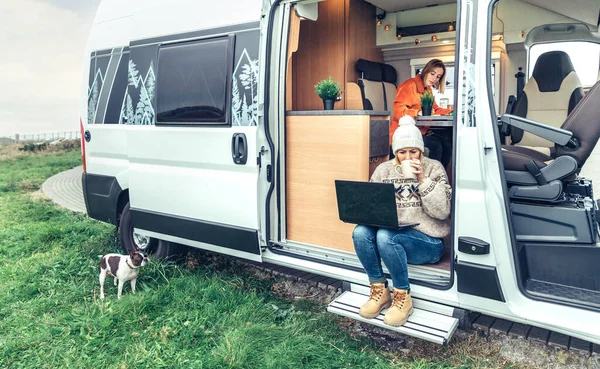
[420,90,434,107]
[314,76,342,100]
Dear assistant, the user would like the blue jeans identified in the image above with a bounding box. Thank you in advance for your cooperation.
[352,225,445,290]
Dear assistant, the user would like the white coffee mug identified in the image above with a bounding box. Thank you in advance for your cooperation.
[401,160,417,179]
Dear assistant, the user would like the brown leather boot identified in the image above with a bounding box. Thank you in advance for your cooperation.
[359,283,392,319]
[383,288,413,326]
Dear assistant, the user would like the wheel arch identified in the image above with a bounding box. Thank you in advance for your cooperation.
[116,189,130,226]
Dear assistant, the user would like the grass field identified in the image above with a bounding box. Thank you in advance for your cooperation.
[0,147,518,369]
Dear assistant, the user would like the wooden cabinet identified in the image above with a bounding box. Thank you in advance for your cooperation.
[286,111,389,252]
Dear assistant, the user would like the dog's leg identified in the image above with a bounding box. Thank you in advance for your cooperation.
[117,279,124,299]
[114,277,118,286]
[131,278,137,294]
[99,269,107,300]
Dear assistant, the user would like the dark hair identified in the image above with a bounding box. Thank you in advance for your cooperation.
[419,59,447,93]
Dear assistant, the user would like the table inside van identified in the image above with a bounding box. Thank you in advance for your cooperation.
[415,116,454,127]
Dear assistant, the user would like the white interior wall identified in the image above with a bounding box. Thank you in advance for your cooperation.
[502,46,526,109]
[377,0,593,48]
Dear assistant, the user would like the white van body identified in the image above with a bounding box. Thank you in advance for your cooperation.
[81,0,600,345]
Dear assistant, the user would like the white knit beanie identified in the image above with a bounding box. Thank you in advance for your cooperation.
[392,115,424,154]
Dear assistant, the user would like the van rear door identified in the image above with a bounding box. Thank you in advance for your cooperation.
[125,25,264,262]
[82,47,131,225]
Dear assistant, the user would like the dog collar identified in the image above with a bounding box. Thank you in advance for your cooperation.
[126,260,137,269]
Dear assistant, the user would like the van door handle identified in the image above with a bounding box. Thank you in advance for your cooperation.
[232,133,247,165]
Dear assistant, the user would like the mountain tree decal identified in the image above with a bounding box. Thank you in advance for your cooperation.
[232,49,259,126]
[87,68,104,124]
[128,60,140,88]
[127,59,156,125]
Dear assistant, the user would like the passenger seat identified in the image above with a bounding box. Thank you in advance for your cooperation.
[506,51,584,155]
[501,79,600,201]
[356,59,398,112]
[356,59,386,111]
[381,64,398,112]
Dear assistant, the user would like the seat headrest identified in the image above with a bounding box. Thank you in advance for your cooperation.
[356,59,382,81]
[381,64,397,85]
[531,51,576,92]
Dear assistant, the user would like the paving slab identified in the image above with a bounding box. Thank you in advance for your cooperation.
[41,166,85,213]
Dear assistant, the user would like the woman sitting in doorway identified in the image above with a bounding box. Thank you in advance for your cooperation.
[390,59,453,167]
[352,115,451,327]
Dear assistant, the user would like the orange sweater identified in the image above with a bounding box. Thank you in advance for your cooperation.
[390,75,452,143]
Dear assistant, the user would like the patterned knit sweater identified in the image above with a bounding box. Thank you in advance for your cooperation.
[370,157,452,238]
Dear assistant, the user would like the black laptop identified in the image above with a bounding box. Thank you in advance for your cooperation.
[334,180,419,229]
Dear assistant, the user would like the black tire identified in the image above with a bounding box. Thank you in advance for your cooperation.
[154,240,185,260]
[119,202,158,254]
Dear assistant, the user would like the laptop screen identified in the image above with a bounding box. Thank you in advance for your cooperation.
[335,180,400,228]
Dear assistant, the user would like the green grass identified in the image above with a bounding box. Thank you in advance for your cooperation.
[0,148,517,369]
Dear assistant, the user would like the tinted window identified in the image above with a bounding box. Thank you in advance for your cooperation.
[106,52,129,124]
[157,37,232,124]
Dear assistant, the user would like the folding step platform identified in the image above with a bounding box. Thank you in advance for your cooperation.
[327,285,459,345]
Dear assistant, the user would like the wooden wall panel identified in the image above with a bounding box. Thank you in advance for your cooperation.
[286,9,302,111]
[286,115,371,252]
[291,0,384,111]
[293,0,345,111]
[345,0,383,89]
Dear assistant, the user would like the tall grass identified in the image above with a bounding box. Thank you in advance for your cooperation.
[0,149,517,369]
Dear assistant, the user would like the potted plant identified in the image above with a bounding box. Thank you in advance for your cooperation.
[420,90,434,116]
[314,76,342,110]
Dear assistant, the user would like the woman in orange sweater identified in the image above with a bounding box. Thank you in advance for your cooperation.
[390,59,453,166]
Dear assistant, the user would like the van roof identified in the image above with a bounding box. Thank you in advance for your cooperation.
[88,0,262,51]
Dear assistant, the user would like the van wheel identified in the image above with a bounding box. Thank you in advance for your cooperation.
[119,202,158,254]
[154,240,185,260]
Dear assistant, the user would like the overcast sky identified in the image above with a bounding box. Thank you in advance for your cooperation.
[0,0,100,137]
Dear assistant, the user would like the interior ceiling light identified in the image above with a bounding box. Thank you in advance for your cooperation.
[397,34,402,40]
[384,24,390,31]
[431,35,438,42]
[415,39,420,45]
[377,19,382,26]
[448,24,454,32]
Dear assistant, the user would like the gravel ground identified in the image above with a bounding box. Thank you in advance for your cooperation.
[241,259,600,369]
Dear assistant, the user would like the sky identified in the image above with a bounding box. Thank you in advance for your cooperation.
[0,0,101,137]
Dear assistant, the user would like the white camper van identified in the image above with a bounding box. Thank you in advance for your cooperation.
[81,0,600,345]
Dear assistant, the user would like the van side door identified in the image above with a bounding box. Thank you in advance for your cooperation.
[126,24,264,261]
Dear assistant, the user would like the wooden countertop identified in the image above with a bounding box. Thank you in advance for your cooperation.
[286,110,390,116]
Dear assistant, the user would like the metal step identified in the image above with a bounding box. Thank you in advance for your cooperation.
[327,290,459,345]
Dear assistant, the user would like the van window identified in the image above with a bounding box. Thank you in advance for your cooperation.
[87,49,129,125]
[88,54,109,125]
[156,36,233,124]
